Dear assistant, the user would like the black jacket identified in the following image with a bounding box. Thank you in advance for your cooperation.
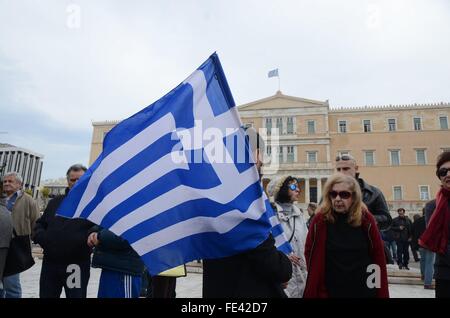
[202,234,292,298]
[91,227,145,276]
[391,216,413,242]
[412,216,426,249]
[425,199,450,280]
[357,176,392,231]
[33,191,94,264]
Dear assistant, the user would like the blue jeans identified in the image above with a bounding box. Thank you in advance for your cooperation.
[385,240,397,260]
[419,248,435,286]
[0,273,22,298]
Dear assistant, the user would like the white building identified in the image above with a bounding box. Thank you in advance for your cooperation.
[0,143,44,199]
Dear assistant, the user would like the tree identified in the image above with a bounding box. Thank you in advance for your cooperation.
[40,186,51,210]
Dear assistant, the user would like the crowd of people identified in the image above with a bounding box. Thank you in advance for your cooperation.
[1,128,449,298]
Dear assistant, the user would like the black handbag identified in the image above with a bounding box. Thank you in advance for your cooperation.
[3,229,35,277]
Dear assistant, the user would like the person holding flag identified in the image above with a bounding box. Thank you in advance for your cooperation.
[56,53,292,297]
[202,126,292,298]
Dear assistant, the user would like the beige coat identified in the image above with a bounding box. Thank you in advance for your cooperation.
[11,192,40,236]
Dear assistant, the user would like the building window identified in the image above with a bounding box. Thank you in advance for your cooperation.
[390,150,400,166]
[266,146,272,156]
[388,118,396,131]
[364,151,375,166]
[440,116,448,130]
[307,151,317,163]
[442,148,450,153]
[419,186,430,201]
[307,120,316,134]
[278,146,284,163]
[363,120,372,133]
[265,118,272,135]
[416,149,426,165]
[393,186,403,200]
[287,146,295,163]
[338,120,347,133]
[414,117,422,131]
[287,117,294,134]
[276,117,283,135]
[338,151,350,156]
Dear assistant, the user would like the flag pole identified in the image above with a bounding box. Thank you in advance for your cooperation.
[278,73,281,92]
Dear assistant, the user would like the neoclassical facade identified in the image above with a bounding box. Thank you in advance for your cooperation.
[0,143,44,199]
[89,91,450,215]
[239,92,450,214]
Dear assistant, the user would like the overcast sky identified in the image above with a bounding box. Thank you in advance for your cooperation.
[1,0,449,180]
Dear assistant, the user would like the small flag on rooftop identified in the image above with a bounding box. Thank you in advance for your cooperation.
[268,68,279,78]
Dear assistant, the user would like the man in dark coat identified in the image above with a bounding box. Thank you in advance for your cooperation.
[33,164,94,298]
[392,208,413,270]
[335,154,392,231]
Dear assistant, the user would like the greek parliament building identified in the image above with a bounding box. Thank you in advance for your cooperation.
[0,143,44,199]
[89,92,450,215]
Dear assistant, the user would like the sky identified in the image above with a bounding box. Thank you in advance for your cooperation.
[1,0,450,180]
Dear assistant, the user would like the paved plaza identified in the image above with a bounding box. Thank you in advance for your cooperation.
[18,259,434,298]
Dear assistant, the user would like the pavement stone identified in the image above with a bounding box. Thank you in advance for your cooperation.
[18,259,434,298]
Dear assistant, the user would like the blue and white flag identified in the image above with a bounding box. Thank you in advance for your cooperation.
[268,68,279,78]
[57,53,290,275]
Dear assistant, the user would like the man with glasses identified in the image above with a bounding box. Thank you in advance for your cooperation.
[335,154,392,231]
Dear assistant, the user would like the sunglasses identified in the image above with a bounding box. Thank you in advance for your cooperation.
[289,184,300,191]
[329,191,352,199]
[335,154,353,161]
[438,167,450,178]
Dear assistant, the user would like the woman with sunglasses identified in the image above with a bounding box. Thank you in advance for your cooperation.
[420,151,450,298]
[267,176,308,298]
[304,173,389,298]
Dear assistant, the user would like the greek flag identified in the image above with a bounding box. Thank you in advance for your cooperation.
[57,53,290,275]
[268,68,279,78]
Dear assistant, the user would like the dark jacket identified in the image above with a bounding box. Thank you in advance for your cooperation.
[412,216,426,250]
[357,176,392,231]
[391,216,413,242]
[304,209,389,298]
[91,227,145,276]
[381,228,396,242]
[202,234,292,298]
[424,199,450,280]
[33,191,94,264]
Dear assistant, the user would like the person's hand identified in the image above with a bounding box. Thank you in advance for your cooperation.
[281,282,289,289]
[399,225,404,230]
[87,232,99,247]
[288,253,306,269]
[288,254,302,267]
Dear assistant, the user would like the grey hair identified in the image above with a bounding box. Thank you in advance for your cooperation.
[3,172,23,184]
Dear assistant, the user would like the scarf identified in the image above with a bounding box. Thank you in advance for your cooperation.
[419,187,450,254]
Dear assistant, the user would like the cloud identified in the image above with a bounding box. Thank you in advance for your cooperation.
[1,0,450,178]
